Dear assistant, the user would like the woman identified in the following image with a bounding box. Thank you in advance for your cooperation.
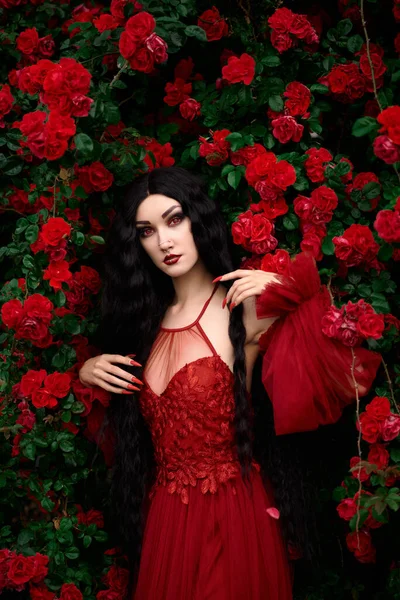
[78,166,381,599]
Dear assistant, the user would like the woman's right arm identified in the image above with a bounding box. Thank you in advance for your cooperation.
[78,354,143,394]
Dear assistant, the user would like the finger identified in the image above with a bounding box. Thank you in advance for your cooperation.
[215,269,251,282]
[108,363,144,386]
[94,368,142,390]
[229,284,256,310]
[104,354,142,367]
[223,277,252,307]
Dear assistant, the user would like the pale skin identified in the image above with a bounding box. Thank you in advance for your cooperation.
[78,193,280,394]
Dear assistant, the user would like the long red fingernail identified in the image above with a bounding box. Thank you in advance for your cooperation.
[229,302,236,312]
[212,276,222,283]
[131,376,143,384]
[222,298,227,309]
[130,359,141,366]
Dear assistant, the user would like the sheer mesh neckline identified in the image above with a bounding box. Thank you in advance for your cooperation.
[160,284,219,332]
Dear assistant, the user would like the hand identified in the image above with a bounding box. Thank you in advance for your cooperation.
[78,354,143,395]
[214,269,282,311]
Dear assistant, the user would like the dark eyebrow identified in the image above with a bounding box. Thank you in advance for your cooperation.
[135,205,181,226]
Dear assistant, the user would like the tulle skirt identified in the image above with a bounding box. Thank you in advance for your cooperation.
[133,468,293,599]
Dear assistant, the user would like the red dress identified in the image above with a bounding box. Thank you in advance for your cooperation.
[134,252,381,600]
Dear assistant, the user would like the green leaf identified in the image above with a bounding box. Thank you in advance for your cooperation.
[184,25,207,42]
[227,169,242,190]
[363,182,380,199]
[352,117,378,138]
[282,213,298,230]
[18,529,34,546]
[378,243,393,262]
[347,34,364,53]
[310,84,329,94]
[268,95,284,112]
[74,134,94,157]
[83,535,92,548]
[65,547,80,560]
[390,448,400,463]
[90,235,105,244]
[60,439,75,453]
[22,442,36,461]
[25,225,39,244]
[337,19,353,36]
[321,236,335,255]
[42,496,55,512]
[262,56,280,68]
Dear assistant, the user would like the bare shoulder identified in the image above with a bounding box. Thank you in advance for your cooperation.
[242,295,279,345]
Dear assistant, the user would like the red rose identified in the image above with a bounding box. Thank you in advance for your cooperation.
[164,78,192,106]
[41,217,71,247]
[357,412,381,443]
[1,298,24,329]
[222,53,255,85]
[0,84,14,119]
[30,583,55,600]
[137,137,175,170]
[7,554,36,585]
[377,106,400,144]
[38,35,55,58]
[93,14,118,33]
[283,81,311,116]
[304,147,332,182]
[326,63,365,102]
[44,372,72,398]
[31,388,58,409]
[332,224,380,267]
[197,6,229,41]
[16,28,39,55]
[70,94,93,118]
[199,129,231,166]
[145,33,168,63]
[129,46,155,73]
[119,31,137,59]
[271,116,303,143]
[300,233,323,261]
[359,52,386,81]
[59,583,83,600]
[374,209,400,243]
[76,266,102,293]
[373,135,400,164]
[346,530,376,563]
[381,415,400,441]
[230,143,267,167]
[365,396,391,421]
[179,98,201,121]
[20,369,47,397]
[368,444,390,470]
[349,456,369,482]
[88,162,114,192]
[125,11,155,42]
[337,497,357,521]
[357,312,385,340]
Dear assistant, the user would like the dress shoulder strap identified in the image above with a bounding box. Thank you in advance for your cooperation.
[160,283,219,332]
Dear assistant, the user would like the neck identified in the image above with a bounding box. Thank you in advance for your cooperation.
[170,260,215,307]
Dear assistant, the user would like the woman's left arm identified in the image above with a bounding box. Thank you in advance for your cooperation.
[217,253,382,436]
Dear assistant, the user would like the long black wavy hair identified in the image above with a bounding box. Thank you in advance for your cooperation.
[100,166,323,595]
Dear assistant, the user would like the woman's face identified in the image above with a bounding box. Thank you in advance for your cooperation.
[135,193,200,277]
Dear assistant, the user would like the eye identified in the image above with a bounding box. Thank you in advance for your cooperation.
[137,227,153,238]
[169,213,184,226]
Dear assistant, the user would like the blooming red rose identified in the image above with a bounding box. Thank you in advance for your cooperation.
[7,554,36,585]
[179,98,201,121]
[374,208,400,243]
[41,217,71,247]
[271,115,303,143]
[59,583,83,600]
[346,530,376,563]
[377,106,400,144]
[368,444,390,470]
[197,6,229,41]
[230,143,267,167]
[119,31,137,59]
[232,210,278,254]
[164,78,192,106]
[199,129,231,166]
[145,33,168,64]
[326,63,365,103]
[30,583,55,600]
[357,312,385,340]
[20,369,47,397]
[76,266,102,293]
[16,28,39,55]
[304,147,332,182]
[357,412,381,443]
[337,497,357,521]
[222,53,256,85]
[332,224,380,268]
[373,135,400,164]
[381,415,400,442]
[125,11,155,42]
[349,456,369,482]
[31,388,58,409]
[283,81,311,116]
[93,14,118,33]
[1,298,24,330]
[38,35,55,58]
[0,84,14,121]
[129,47,155,73]
[137,137,175,170]
[44,372,72,398]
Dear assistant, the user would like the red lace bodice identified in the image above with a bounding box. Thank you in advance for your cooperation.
[139,286,259,505]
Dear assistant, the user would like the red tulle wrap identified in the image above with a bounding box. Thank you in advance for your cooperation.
[256,252,382,436]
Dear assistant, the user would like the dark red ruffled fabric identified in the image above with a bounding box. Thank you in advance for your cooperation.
[256,252,382,436]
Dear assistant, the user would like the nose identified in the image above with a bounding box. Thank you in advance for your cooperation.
[158,238,172,251]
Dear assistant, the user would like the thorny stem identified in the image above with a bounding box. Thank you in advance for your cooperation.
[360,0,400,184]
[109,60,128,89]
[381,356,399,414]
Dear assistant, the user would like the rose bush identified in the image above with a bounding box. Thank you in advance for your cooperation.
[0,0,399,598]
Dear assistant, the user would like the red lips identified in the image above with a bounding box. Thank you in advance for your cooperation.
[163,254,181,264]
